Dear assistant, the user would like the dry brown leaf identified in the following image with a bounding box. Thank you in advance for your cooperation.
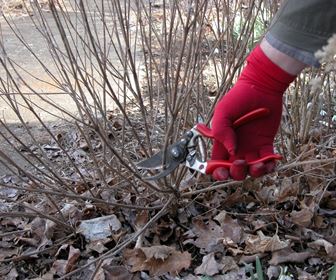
[184,219,223,253]
[87,240,108,254]
[218,256,239,274]
[154,217,176,242]
[308,239,336,259]
[297,267,317,280]
[245,231,289,254]
[141,245,174,261]
[52,245,81,276]
[256,185,278,203]
[277,178,299,203]
[67,246,81,272]
[214,211,243,244]
[308,239,334,253]
[221,189,245,208]
[226,246,245,256]
[134,210,149,229]
[195,253,220,276]
[325,198,336,209]
[124,245,191,276]
[212,267,249,280]
[290,208,314,227]
[102,265,138,280]
[91,257,113,280]
[269,248,312,265]
[52,260,69,276]
[45,203,82,239]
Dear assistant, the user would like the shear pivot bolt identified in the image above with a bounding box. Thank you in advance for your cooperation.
[180,138,187,145]
[186,131,193,138]
[171,147,182,159]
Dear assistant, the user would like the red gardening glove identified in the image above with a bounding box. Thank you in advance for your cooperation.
[211,45,296,181]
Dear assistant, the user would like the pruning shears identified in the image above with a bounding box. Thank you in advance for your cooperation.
[136,108,282,180]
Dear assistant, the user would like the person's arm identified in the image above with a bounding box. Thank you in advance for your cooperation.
[210,0,336,181]
[260,39,306,75]
[266,0,336,67]
[211,44,297,181]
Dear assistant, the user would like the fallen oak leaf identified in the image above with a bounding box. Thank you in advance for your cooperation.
[214,211,243,244]
[184,219,224,253]
[308,239,334,254]
[195,253,220,276]
[221,189,245,208]
[308,239,336,260]
[134,210,149,230]
[67,246,81,272]
[141,245,175,261]
[296,267,317,280]
[276,177,300,203]
[212,267,249,280]
[52,245,81,276]
[290,208,314,227]
[154,217,176,242]
[245,231,289,254]
[218,256,239,274]
[52,260,69,276]
[124,245,191,276]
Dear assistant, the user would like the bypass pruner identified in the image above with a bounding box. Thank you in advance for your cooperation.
[136,108,282,180]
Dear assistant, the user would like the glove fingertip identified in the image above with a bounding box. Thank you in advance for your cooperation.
[230,159,247,181]
[212,167,229,181]
[249,162,266,178]
[265,160,276,173]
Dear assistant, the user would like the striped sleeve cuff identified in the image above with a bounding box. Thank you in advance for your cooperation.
[265,32,320,67]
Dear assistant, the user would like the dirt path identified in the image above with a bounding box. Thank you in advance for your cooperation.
[0,0,142,176]
[0,0,142,122]
[0,0,141,176]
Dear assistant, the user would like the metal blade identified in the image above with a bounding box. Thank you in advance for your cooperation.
[136,150,165,170]
[143,159,181,180]
[137,136,191,180]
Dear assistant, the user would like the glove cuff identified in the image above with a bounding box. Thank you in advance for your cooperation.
[241,45,297,94]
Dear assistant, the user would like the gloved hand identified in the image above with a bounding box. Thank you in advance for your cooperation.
[211,45,296,181]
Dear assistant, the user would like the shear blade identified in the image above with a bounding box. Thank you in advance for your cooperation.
[136,142,179,170]
[136,150,165,170]
[144,160,181,180]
